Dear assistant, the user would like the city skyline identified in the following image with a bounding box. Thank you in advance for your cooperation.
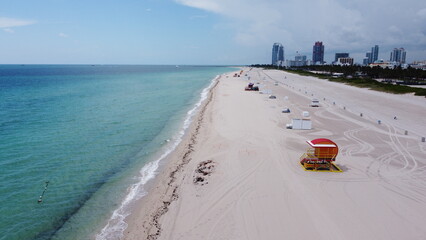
[272,41,417,67]
[1,0,425,64]
[277,42,416,65]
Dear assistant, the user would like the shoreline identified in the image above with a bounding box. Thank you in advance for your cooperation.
[141,78,220,239]
[122,72,227,240]
[95,72,234,240]
[124,68,426,240]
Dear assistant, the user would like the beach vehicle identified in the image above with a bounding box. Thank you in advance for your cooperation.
[310,99,320,107]
[245,83,254,90]
[299,138,342,172]
[282,108,290,113]
[269,95,276,99]
[245,83,259,91]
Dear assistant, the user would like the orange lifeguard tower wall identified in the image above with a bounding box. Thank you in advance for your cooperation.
[306,138,338,161]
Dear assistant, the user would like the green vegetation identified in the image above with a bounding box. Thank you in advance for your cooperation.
[251,64,426,96]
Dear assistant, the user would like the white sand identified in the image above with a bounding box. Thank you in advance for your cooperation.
[124,68,426,240]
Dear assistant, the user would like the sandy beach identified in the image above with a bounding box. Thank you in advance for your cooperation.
[123,68,426,240]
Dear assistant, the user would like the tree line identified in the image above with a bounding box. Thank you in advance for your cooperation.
[252,64,426,84]
[251,64,426,96]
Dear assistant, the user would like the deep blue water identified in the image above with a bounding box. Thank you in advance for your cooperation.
[0,65,234,240]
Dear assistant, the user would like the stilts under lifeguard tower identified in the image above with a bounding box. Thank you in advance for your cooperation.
[300,138,342,172]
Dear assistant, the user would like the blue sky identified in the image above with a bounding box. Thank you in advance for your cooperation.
[1,0,239,64]
[1,0,425,64]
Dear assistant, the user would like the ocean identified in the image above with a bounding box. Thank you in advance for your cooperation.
[0,65,235,240]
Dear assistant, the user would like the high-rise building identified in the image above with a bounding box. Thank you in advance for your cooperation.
[295,53,307,62]
[366,52,372,65]
[363,57,369,65]
[371,45,379,63]
[390,48,406,64]
[364,45,379,65]
[335,53,349,63]
[312,41,324,64]
[272,43,284,66]
[337,57,354,65]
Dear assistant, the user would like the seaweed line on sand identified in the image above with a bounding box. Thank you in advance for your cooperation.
[145,78,220,240]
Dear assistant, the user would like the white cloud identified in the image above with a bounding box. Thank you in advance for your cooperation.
[3,28,14,33]
[175,0,426,62]
[0,17,35,28]
[59,32,68,38]
[175,0,222,13]
[174,0,365,48]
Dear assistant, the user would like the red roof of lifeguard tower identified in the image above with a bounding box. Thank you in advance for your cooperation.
[307,138,338,148]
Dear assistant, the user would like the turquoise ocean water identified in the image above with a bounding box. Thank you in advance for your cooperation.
[0,65,235,240]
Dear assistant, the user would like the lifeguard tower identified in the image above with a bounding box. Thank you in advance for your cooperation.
[300,138,342,172]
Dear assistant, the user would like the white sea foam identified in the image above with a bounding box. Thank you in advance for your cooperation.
[95,75,221,240]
